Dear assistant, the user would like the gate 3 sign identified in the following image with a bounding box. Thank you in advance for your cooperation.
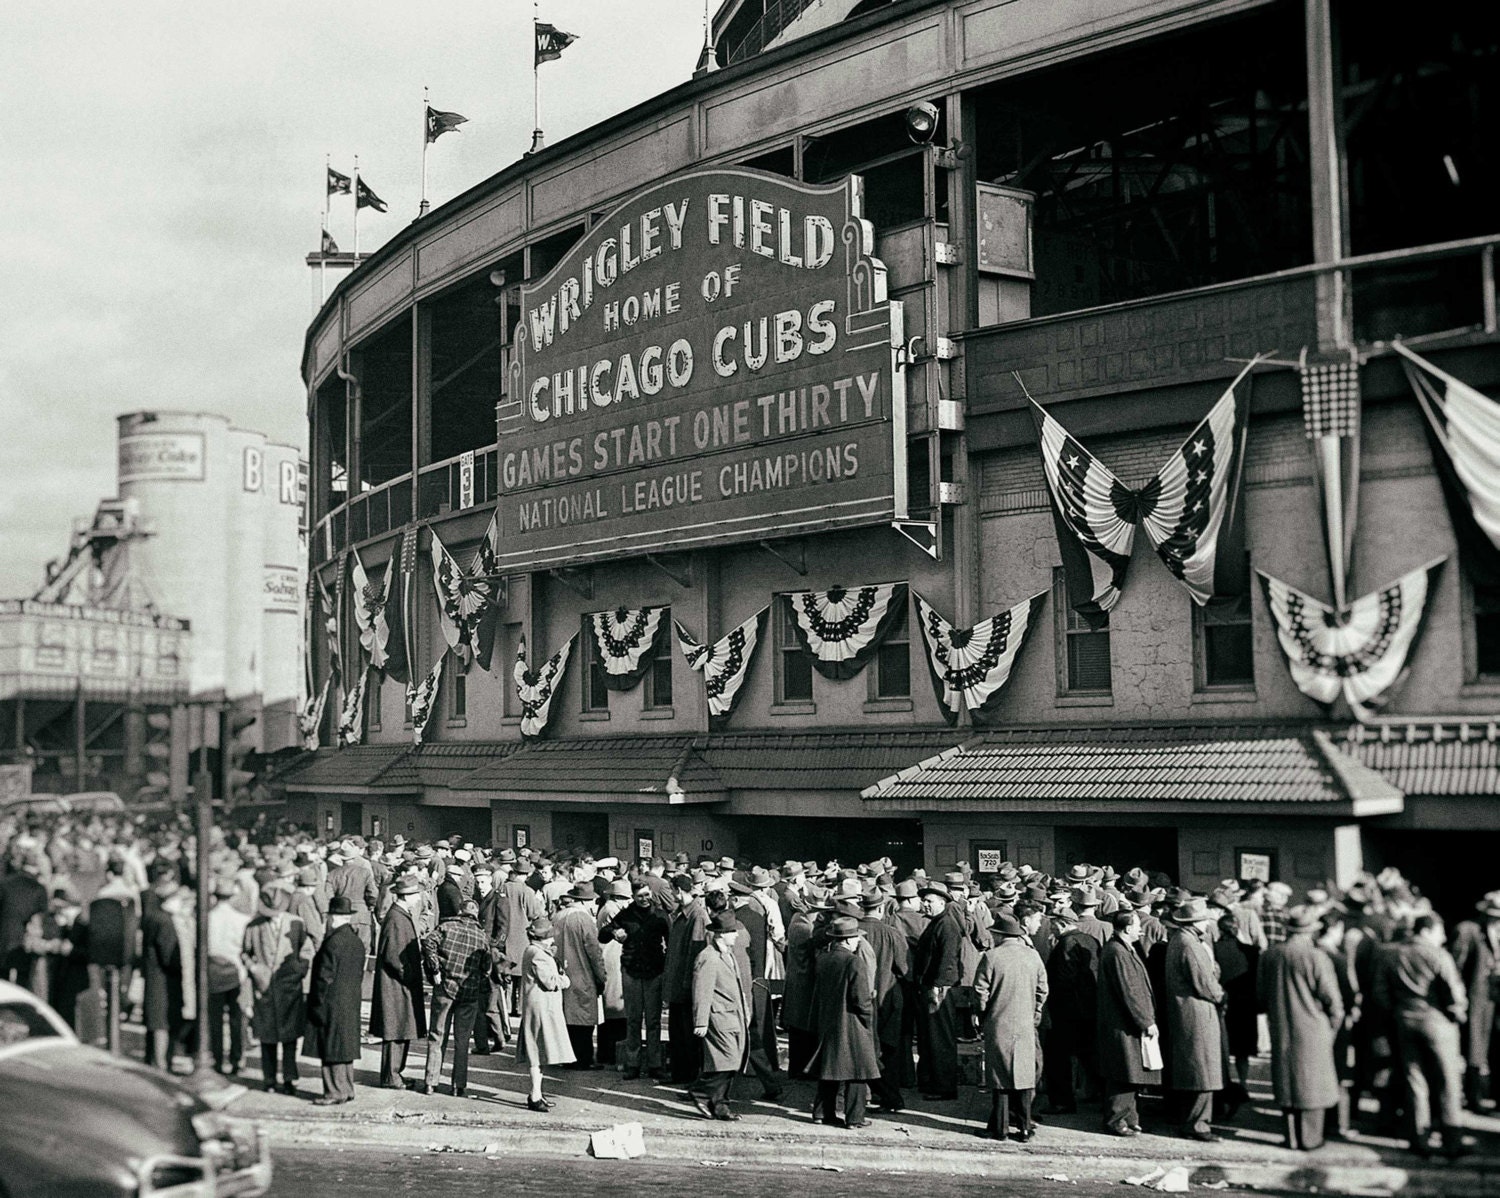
[497,168,907,572]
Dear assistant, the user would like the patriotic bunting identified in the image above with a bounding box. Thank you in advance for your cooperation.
[409,656,445,746]
[1396,343,1500,587]
[787,583,908,680]
[1032,360,1256,625]
[430,517,503,670]
[590,606,667,690]
[913,592,1046,726]
[314,561,343,681]
[382,527,418,685]
[514,634,575,739]
[1300,352,1363,607]
[1259,559,1445,717]
[338,668,368,747]
[299,678,331,751]
[348,547,391,670]
[676,608,768,725]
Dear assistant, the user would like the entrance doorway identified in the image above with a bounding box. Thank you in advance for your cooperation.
[552,811,610,858]
[1054,825,1179,882]
[340,801,363,836]
[1365,829,1494,923]
[731,817,925,874]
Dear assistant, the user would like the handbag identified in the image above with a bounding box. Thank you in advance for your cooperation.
[1141,1028,1164,1072]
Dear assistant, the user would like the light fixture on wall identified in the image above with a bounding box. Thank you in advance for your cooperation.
[904,102,940,144]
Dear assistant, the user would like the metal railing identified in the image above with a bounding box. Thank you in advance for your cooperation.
[416,447,498,520]
[721,0,822,66]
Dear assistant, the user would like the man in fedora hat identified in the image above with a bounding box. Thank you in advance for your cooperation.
[666,873,711,1084]
[1260,905,1344,1149]
[1071,885,1111,948]
[307,895,365,1105]
[371,874,426,1089]
[1451,891,1500,1110]
[1165,897,1226,1141]
[810,914,880,1128]
[553,883,607,1070]
[973,910,1048,1141]
[1045,902,1101,1115]
[1097,907,1160,1137]
[912,881,964,1100]
[689,911,749,1120]
[858,889,910,1112]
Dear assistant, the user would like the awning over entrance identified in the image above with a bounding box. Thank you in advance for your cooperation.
[452,736,727,805]
[274,744,411,794]
[1341,724,1500,796]
[861,724,1404,817]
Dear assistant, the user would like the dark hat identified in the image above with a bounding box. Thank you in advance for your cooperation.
[729,879,754,895]
[392,875,421,896]
[1123,884,1154,908]
[527,917,554,939]
[827,915,862,939]
[708,911,740,935]
[1066,864,1092,884]
[861,892,885,911]
[328,895,355,916]
[1169,897,1217,926]
[252,867,280,888]
[918,881,950,900]
[568,883,594,901]
[992,912,1025,939]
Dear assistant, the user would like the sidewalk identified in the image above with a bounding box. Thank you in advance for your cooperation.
[210,1025,1500,1196]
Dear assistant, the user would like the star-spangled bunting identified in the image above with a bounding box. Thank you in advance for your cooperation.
[299,678,331,751]
[315,564,342,681]
[913,592,1046,726]
[787,583,908,680]
[1300,352,1363,608]
[409,655,445,746]
[426,105,468,143]
[382,526,419,685]
[430,517,502,670]
[675,608,768,725]
[1259,559,1446,717]
[535,21,578,65]
[590,606,667,690]
[514,634,575,739]
[1032,359,1256,626]
[348,547,390,670]
[338,668,368,747]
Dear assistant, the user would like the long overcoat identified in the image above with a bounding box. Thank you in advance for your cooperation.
[858,916,910,1047]
[810,946,880,1082]
[1451,921,1498,1069]
[518,941,575,1066]
[1097,936,1161,1086]
[242,909,312,1043]
[973,937,1048,1090]
[781,910,822,1033]
[305,923,365,1064]
[553,903,606,1027]
[370,904,426,1041]
[1258,935,1344,1110]
[139,891,182,1033]
[499,879,543,977]
[1164,926,1225,1091]
[691,942,749,1074]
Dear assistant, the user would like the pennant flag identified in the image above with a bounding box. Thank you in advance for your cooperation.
[1032,362,1257,625]
[1300,354,1362,607]
[321,228,339,255]
[355,177,388,212]
[383,527,418,685]
[315,565,342,681]
[348,547,391,670]
[590,606,667,690]
[327,167,352,196]
[426,106,469,143]
[1395,343,1500,587]
[338,668,369,747]
[514,634,575,739]
[787,583,908,680]
[535,22,579,65]
[1260,559,1445,716]
[298,678,331,751]
[429,518,502,669]
[676,608,768,725]
[408,655,445,746]
[913,592,1045,726]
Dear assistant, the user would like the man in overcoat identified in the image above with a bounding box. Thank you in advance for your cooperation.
[665,874,710,1083]
[473,865,508,1054]
[553,884,607,1069]
[325,842,378,956]
[499,861,544,1015]
[371,874,426,1089]
[858,890,910,1112]
[243,870,314,1094]
[1165,897,1225,1141]
[689,910,749,1121]
[1097,908,1160,1136]
[912,881,964,1100]
[1451,891,1500,1109]
[1259,905,1345,1149]
[809,915,880,1128]
[1045,906,1101,1114]
[306,896,365,1105]
[973,911,1048,1141]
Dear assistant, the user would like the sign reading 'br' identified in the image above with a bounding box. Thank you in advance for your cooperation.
[497,167,906,572]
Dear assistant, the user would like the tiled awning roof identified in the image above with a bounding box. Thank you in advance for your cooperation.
[451,737,726,805]
[700,729,967,790]
[274,745,412,792]
[378,742,524,791]
[1341,724,1500,796]
[862,724,1403,816]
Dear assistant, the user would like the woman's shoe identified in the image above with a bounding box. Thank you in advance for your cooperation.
[526,1097,551,1112]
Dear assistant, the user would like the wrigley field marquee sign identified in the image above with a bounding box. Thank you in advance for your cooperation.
[495,167,907,571]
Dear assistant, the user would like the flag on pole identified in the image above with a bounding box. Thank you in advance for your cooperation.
[426,106,468,143]
[913,592,1045,725]
[409,655,445,745]
[1299,353,1362,608]
[337,668,369,747]
[320,228,339,255]
[355,177,388,212]
[382,527,418,685]
[535,22,579,64]
[675,608,767,726]
[348,546,391,670]
[1395,342,1500,587]
[327,167,352,196]
[1260,559,1445,717]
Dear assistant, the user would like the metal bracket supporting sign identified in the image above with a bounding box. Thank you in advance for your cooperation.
[891,519,941,560]
[548,566,594,600]
[758,538,808,576]
[644,553,693,589]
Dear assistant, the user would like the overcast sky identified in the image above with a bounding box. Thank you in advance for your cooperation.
[0,0,707,596]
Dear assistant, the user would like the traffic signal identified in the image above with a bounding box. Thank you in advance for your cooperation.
[141,709,173,796]
[220,705,260,808]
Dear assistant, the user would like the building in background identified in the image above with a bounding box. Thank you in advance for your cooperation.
[284,0,1500,917]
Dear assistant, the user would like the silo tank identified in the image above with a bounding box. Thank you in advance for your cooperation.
[261,440,306,749]
[225,427,267,709]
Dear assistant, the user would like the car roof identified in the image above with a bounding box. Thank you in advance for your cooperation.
[0,980,78,1053]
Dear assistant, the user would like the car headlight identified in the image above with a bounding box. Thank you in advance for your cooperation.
[138,1155,209,1195]
[191,1112,262,1173]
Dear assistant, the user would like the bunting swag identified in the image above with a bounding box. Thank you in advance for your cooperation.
[409,656,445,746]
[675,608,768,725]
[299,678,331,751]
[348,547,390,670]
[913,592,1046,726]
[787,584,907,680]
[1259,559,1445,717]
[1032,361,1255,625]
[514,634,575,739]
[382,527,418,685]
[337,668,368,747]
[430,518,502,669]
[591,606,667,690]
[1396,343,1500,587]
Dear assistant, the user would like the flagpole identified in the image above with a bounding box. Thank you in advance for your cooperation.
[530,3,543,154]
[420,86,430,218]
[353,155,361,257]
[320,155,330,303]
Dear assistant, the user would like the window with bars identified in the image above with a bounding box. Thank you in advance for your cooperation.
[775,597,814,704]
[873,600,912,700]
[1053,568,1111,695]
[1194,592,1255,690]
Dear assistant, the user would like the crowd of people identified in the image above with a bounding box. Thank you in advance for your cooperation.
[0,807,1492,1158]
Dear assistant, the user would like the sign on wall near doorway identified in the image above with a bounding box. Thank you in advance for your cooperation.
[1237,848,1277,882]
[972,840,1008,876]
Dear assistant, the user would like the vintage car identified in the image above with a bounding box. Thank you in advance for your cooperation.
[0,980,271,1197]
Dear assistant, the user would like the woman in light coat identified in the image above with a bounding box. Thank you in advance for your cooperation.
[518,917,574,1110]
